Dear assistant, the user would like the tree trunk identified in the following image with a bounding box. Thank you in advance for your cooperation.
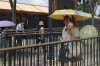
[91,12,94,25]
[9,0,16,23]
[9,0,16,47]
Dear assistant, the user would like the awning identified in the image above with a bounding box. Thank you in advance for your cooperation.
[0,1,48,14]
[16,3,42,13]
[0,1,21,10]
[34,5,48,13]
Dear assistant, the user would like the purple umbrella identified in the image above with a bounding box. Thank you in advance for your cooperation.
[0,20,15,27]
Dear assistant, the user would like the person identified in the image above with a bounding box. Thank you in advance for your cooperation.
[36,21,45,43]
[60,15,80,66]
[16,22,24,33]
[0,27,8,48]
[34,21,46,53]
[39,21,44,41]
[16,22,24,46]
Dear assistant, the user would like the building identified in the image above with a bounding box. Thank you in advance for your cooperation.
[0,0,48,29]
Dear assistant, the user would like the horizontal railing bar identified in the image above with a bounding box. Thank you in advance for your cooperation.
[0,36,99,52]
[8,32,61,36]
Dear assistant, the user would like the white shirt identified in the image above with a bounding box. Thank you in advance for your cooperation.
[16,23,24,31]
[61,26,79,41]
[39,27,44,33]
[61,26,81,57]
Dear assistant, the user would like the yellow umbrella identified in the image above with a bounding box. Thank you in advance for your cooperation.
[49,9,100,21]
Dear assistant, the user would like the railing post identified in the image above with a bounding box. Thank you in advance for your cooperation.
[47,33,54,60]
[60,43,64,66]
[8,51,12,66]
[47,0,54,65]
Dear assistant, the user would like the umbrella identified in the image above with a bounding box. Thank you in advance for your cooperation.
[80,25,98,45]
[49,9,100,21]
[0,20,15,27]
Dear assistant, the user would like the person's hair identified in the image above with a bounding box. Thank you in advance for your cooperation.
[64,15,72,22]
[64,15,78,27]
[71,16,78,27]
[64,15,70,19]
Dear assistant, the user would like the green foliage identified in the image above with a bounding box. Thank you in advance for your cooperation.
[96,0,100,4]
[77,0,81,2]
[77,0,99,13]
[77,6,82,10]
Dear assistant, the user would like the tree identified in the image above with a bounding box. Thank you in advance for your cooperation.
[77,0,100,25]
[77,0,81,2]
[9,0,16,23]
[9,0,16,47]
[85,0,100,25]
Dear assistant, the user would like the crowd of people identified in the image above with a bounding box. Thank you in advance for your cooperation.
[0,15,84,66]
[0,20,45,47]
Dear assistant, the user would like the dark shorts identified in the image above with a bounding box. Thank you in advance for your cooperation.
[59,45,81,62]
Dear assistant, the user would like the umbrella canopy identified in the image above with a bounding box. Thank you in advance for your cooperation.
[80,25,98,45]
[49,9,100,21]
[0,20,15,27]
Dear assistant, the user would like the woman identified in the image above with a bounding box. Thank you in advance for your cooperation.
[62,15,79,41]
[60,15,80,66]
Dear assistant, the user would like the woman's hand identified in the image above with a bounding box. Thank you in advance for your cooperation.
[60,37,67,41]
[60,38,63,41]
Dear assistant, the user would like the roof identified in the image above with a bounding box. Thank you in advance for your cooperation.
[34,5,48,13]
[0,1,48,14]
[0,1,21,10]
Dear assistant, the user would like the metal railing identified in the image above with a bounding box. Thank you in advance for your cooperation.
[0,30,62,48]
[0,37,100,66]
[0,28,100,66]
